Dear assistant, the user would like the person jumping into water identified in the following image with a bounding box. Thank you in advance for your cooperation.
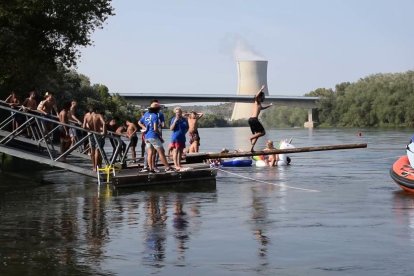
[248,85,274,151]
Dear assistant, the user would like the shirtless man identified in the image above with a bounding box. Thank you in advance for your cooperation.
[125,118,138,162]
[22,91,37,110]
[82,106,94,155]
[68,100,81,146]
[5,91,21,130]
[37,92,57,115]
[5,91,20,107]
[21,91,38,137]
[69,101,81,124]
[82,106,94,129]
[185,111,203,153]
[84,107,106,171]
[114,122,127,161]
[58,102,71,160]
[263,140,278,166]
[248,85,274,151]
[107,118,119,159]
[37,92,57,135]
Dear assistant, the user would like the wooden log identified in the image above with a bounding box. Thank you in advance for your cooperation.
[185,143,367,164]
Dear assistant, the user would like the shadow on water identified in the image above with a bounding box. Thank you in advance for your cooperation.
[112,179,217,195]
[0,156,56,193]
[0,171,108,274]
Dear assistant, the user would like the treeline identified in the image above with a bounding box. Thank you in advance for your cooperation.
[164,103,248,128]
[0,65,140,122]
[258,71,414,128]
[261,106,307,128]
[165,103,233,126]
[305,71,414,127]
[0,0,136,120]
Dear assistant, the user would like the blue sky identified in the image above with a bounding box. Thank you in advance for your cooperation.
[77,0,414,96]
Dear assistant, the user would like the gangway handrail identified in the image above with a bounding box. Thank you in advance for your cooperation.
[0,100,122,138]
[0,101,130,173]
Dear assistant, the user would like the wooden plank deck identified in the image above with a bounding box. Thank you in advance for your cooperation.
[112,163,217,188]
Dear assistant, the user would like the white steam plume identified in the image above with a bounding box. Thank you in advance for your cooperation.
[220,33,266,61]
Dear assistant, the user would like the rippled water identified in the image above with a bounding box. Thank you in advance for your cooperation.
[1,127,414,275]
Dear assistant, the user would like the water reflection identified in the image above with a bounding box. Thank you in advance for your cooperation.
[0,175,107,274]
[393,191,414,244]
[115,180,216,269]
[0,170,216,274]
[173,195,189,263]
[87,188,110,261]
[143,193,168,266]
[251,187,270,261]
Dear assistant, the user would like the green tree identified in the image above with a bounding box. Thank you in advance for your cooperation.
[309,71,414,127]
[0,0,114,95]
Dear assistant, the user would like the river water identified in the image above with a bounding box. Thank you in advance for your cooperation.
[1,127,414,275]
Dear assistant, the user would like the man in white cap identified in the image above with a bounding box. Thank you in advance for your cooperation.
[138,101,174,173]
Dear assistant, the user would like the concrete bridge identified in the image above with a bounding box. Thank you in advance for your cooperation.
[118,93,319,128]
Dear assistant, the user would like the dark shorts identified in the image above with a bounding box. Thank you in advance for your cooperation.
[89,136,105,149]
[59,126,70,141]
[248,117,265,134]
[189,130,200,145]
[130,135,138,147]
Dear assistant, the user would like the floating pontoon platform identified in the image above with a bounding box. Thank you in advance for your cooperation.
[112,163,217,188]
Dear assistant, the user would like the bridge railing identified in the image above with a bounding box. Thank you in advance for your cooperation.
[0,100,130,170]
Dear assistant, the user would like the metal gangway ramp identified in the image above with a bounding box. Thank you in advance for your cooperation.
[0,101,130,179]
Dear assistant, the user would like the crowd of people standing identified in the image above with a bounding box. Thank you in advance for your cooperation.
[2,90,204,173]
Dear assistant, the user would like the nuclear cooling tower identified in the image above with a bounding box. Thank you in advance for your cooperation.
[231,60,268,121]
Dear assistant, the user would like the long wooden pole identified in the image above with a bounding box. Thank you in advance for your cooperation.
[185,143,367,163]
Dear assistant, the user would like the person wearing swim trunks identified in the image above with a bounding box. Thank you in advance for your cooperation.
[248,85,274,151]
[22,90,37,110]
[68,100,82,147]
[22,91,38,137]
[185,110,203,153]
[126,118,138,162]
[170,107,189,170]
[37,92,57,135]
[5,91,21,131]
[87,106,106,171]
[58,102,72,160]
[189,130,200,147]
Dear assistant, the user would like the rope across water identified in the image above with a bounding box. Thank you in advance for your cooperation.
[217,168,320,192]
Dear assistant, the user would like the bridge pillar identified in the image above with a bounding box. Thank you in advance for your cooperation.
[304,108,315,128]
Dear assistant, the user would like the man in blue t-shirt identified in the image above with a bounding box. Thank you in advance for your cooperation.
[138,101,174,173]
[141,100,165,170]
[169,107,188,170]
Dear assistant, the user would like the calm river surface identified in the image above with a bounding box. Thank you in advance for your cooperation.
[1,127,414,275]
